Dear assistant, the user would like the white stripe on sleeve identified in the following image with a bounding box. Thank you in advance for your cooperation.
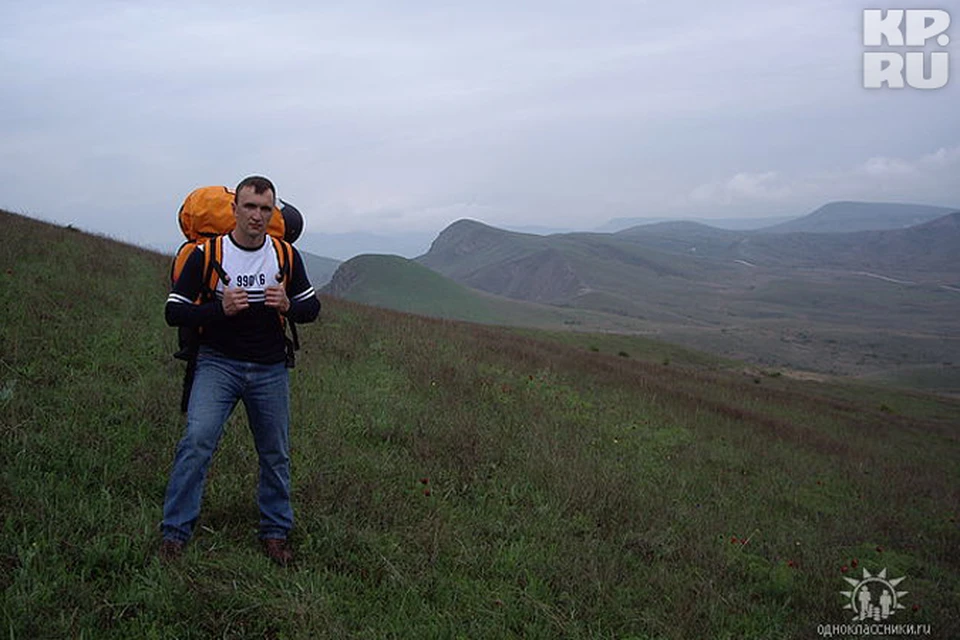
[292,287,316,302]
[166,293,194,305]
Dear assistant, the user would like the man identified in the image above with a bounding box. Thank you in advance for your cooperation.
[160,175,320,565]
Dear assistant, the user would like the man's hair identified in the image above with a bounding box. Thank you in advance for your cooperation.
[235,175,276,203]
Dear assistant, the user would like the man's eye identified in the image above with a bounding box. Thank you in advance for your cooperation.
[260,206,273,213]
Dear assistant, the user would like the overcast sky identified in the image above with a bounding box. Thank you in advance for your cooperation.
[2,0,958,252]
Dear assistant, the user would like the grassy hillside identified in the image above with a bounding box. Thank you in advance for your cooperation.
[2,209,960,639]
[322,253,549,324]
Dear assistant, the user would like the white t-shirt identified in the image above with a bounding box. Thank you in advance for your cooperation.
[214,234,283,303]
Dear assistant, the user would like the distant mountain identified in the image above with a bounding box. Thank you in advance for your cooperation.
[918,210,960,232]
[613,221,745,260]
[417,212,960,320]
[597,215,797,233]
[757,201,956,234]
[417,220,553,290]
[618,221,728,236]
[300,252,341,287]
[500,224,578,235]
[734,211,960,274]
[607,212,960,274]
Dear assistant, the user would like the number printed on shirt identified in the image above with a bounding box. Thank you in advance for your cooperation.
[236,273,266,288]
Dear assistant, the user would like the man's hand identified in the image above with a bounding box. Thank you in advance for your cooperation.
[221,287,250,316]
[264,285,290,314]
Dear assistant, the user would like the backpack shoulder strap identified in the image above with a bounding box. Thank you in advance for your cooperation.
[170,240,194,287]
[269,236,294,289]
[268,236,300,357]
[200,236,229,300]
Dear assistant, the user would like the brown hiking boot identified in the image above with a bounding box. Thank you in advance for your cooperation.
[261,538,293,566]
[158,539,185,562]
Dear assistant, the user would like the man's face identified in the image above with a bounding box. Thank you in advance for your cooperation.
[233,186,275,242]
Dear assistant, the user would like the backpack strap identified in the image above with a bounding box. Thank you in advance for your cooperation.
[269,236,301,359]
[170,240,192,287]
[200,236,229,301]
[269,236,294,287]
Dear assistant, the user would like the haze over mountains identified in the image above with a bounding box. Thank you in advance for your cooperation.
[324,200,960,390]
[596,215,798,233]
[756,201,957,234]
[300,252,341,288]
[300,229,436,261]
[302,200,955,262]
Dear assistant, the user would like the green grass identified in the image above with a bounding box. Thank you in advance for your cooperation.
[859,364,960,396]
[503,328,735,369]
[2,210,959,639]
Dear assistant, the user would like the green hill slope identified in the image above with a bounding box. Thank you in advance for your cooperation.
[2,209,959,639]
[322,253,532,323]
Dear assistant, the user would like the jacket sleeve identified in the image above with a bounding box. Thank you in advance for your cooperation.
[165,246,225,327]
[285,249,321,324]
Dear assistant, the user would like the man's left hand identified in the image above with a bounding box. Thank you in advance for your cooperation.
[264,285,290,314]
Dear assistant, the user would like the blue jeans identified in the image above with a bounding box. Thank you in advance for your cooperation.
[162,347,292,542]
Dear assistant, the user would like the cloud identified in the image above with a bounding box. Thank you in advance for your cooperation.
[852,145,960,190]
[918,145,960,167]
[689,172,793,206]
[854,146,960,177]
[858,156,916,176]
[684,145,960,215]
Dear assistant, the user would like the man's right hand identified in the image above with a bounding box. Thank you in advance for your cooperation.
[221,287,249,316]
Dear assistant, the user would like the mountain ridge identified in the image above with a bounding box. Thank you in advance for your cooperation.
[408,210,960,380]
[758,201,956,234]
